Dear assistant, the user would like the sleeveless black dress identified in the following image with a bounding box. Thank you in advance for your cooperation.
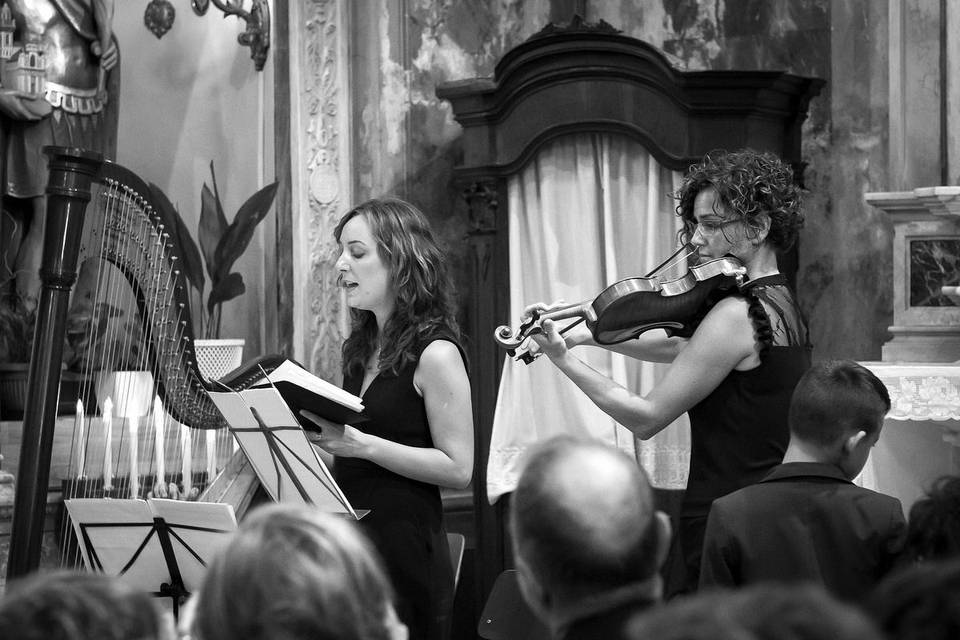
[672,274,812,595]
[334,333,460,640]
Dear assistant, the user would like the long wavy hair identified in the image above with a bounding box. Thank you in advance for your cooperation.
[675,148,805,251]
[335,198,461,379]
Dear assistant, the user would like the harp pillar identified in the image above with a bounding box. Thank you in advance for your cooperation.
[7,148,102,579]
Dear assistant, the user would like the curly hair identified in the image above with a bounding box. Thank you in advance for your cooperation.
[675,148,805,251]
[865,559,960,640]
[335,198,461,379]
[902,475,960,563]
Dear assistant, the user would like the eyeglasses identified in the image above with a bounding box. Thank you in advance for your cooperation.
[691,218,741,235]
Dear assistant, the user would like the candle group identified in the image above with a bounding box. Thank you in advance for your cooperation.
[70,393,222,500]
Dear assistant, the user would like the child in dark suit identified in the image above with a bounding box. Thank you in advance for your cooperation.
[698,359,906,601]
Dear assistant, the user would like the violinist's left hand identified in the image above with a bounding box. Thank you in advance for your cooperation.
[529,317,570,361]
[300,410,371,459]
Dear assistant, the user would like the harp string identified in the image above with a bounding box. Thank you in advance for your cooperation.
[54,176,235,570]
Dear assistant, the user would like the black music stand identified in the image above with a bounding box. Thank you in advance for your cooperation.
[63,498,238,619]
[207,385,367,519]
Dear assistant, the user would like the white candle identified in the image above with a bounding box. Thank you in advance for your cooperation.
[128,417,140,499]
[153,396,166,492]
[102,397,113,492]
[75,399,86,480]
[180,424,192,497]
[206,429,216,484]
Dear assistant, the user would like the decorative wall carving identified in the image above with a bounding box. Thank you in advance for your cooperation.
[463,180,499,233]
[300,0,347,382]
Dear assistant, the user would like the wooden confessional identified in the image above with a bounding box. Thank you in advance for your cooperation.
[436,16,823,601]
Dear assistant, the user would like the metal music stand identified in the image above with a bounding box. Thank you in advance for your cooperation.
[206,383,367,519]
[63,498,237,619]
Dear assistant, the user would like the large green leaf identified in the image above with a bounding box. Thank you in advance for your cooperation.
[198,162,229,282]
[148,182,205,293]
[207,271,246,314]
[213,181,278,282]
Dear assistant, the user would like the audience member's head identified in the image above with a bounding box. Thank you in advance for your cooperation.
[862,557,960,640]
[509,436,670,621]
[0,569,172,640]
[629,582,884,640]
[786,359,890,479]
[190,503,406,640]
[901,474,960,564]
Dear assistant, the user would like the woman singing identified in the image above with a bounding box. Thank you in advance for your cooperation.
[302,198,473,640]
[526,149,812,595]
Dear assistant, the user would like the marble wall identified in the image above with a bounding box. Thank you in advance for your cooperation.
[344,0,895,363]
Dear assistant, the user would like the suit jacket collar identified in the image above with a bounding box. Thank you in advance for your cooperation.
[760,461,852,484]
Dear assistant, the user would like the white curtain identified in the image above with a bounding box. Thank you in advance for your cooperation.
[487,133,689,503]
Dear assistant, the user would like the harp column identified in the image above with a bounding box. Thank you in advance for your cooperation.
[288,0,353,381]
[7,148,102,579]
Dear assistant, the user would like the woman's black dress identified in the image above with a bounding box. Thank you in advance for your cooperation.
[334,334,460,640]
[671,275,812,595]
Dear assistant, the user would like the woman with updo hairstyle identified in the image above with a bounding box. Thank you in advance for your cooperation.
[525,148,811,596]
[300,198,474,639]
[190,504,407,640]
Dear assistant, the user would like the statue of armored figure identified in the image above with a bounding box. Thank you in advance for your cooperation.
[0,0,118,309]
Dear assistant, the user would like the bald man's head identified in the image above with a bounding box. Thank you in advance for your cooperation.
[510,437,665,604]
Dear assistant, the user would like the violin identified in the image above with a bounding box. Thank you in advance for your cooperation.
[494,245,746,363]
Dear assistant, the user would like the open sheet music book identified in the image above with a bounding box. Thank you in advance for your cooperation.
[63,498,237,612]
[207,386,367,519]
[221,355,368,429]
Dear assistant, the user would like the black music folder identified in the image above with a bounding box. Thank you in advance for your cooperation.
[220,355,368,429]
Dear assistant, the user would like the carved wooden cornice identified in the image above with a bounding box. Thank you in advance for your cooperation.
[437,28,824,178]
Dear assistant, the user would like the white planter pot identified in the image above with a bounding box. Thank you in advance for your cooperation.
[194,338,245,381]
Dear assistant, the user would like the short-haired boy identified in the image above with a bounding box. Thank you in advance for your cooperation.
[699,359,906,600]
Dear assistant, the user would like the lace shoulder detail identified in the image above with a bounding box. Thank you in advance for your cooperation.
[739,275,810,354]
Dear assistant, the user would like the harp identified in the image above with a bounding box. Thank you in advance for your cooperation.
[6,147,259,580]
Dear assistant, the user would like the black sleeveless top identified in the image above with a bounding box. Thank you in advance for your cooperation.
[334,331,463,640]
[683,274,812,517]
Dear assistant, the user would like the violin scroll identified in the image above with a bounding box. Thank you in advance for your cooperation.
[494,319,535,352]
[494,304,570,348]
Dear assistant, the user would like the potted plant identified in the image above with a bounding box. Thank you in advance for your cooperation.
[0,291,88,418]
[149,161,278,379]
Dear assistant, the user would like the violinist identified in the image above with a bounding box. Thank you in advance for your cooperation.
[523,148,811,596]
